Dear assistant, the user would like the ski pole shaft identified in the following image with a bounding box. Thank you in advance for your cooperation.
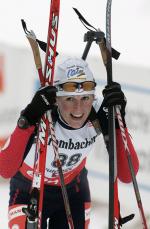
[82,39,93,60]
[46,111,74,229]
[115,106,148,229]
[96,3,120,227]
[98,38,148,229]
[106,0,113,83]
[82,23,120,228]
[97,41,120,228]
[26,220,38,229]
[73,6,119,225]
[105,0,119,227]
[27,36,44,85]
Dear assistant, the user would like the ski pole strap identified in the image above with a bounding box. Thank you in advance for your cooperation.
[21,19,47,53]
[21,19,30,34]
[73,8,120,60]
[21,19,43,69]
[21,19,44,84]
[73,7,97,31]
[21,19,47,52]
[21,19,59,55]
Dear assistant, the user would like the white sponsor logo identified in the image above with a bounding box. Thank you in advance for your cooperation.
[67,66,86,80]
[12,224,19,229]
[8,205,27,221]
[46,14,58,82]
[26,170,33,177]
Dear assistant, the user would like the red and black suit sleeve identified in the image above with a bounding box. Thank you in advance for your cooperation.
[0,126,35,178]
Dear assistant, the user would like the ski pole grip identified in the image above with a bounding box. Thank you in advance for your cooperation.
[27,37,42,70]
[98,41,108,66]
[82,39,93,60]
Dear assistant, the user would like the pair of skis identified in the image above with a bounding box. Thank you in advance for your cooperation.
[22,0,74,228]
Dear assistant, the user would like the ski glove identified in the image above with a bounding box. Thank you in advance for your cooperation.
[102,82,127,116]
[97,82,127,136]
[22,85,57,126]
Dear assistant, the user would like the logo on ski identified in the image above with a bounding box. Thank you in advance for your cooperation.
[45,13,59,83]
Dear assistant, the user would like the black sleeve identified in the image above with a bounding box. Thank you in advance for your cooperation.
[22,129,36,162]
[96,101,109,137]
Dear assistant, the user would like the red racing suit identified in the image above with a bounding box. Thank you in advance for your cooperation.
[0,97,139,229]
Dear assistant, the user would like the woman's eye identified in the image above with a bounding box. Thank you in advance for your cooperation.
[66,97,73,101]
[82,96,90,101]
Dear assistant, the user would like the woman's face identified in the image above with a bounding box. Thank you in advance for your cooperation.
[56,95,94,129]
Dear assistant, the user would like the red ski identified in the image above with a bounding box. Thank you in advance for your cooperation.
[22,1,74,228]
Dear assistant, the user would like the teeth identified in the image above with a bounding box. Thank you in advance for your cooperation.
[72,114,83,118]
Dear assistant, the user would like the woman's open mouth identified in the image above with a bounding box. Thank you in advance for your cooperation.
[70,113,84,119]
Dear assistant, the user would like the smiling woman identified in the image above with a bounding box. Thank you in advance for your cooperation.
[0,57,139,228]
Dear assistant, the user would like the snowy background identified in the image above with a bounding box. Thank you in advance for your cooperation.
[0,0,150,228]
[0,0,150,67]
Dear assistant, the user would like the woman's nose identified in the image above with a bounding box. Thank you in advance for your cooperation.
[73,100,82,110]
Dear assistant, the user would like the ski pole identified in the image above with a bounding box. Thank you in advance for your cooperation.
[103,1,120,228]
[21,19,48,229]
[115,106,148,229]
[82,29,121,229]
[97,12,148,229]
[73,6,120,228]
